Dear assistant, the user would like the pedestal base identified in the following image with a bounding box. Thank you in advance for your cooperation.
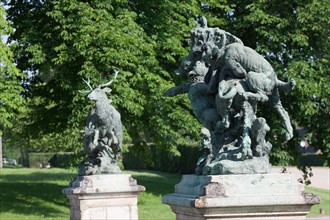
[162,173,320,220]
[63,174,145,220]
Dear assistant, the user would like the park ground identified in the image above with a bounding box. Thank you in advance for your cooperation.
[0,166,329,219]
[272,167,330,220]
[271,167,330,190]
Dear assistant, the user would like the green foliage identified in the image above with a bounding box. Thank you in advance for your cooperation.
[49,152,75,168]
[26,152,75,168]
[2,141,21,160]
[0,4,26,134]
[299,154,325,167]
[4,0,201,155]
[203,0,330,165]
[123,144,201,174]
[2,0,330,167]
[28,152,55,168]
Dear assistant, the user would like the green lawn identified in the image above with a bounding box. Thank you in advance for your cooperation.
[305,186,330,216]
[0,168,328,219]
[0,168,180,220]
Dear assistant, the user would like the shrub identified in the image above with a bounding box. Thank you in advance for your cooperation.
[122,144,201,174]
[28,153,55,168]
[28,152,75,168]
[49,152,74,168]
[299,153,324,166]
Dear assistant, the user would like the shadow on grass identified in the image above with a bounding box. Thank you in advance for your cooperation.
[129,170,182,196]
[1,171,76,183]
[0,169,181,217]
[0,182,69,218]
[2,164,23,169]
[0,169,77,218]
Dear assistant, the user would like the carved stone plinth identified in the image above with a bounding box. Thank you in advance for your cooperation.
[63,174,145,220]
[162,173,320,220]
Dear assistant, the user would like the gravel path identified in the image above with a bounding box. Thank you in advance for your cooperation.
[271,167,330,190]
[272,167,330,190]
[271,167,329,219]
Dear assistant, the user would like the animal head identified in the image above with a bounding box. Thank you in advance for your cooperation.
[87,86,112,102]
[81,70,118,102]
[176,19,243,77]
[212,28,243,49]
[175,51,207,76]
[190,25,243,55]
[188,61,209,82]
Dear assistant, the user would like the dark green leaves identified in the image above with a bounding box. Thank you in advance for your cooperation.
[0,5,26,134]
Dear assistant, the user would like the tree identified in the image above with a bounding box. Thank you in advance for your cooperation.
[120,0,330,165]
[202,0,330,165]
[0,4,26,167]
[3,0,202,156]
[3,0,330,167]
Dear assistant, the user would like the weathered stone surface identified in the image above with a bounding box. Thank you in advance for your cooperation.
[63,174,145,220]
[162,173,320,219]
[206,156,271,174]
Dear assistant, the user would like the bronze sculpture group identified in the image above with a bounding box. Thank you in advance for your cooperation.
[164,16,295,175]
[78,16,295,176]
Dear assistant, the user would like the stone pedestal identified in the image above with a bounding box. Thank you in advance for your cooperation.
[63,174,145,220]
[162,173,320,220]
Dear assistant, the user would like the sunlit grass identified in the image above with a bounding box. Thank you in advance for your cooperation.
[129,170,180,220]
[0,168,179,220]
[0,168,328,219]
[0,168,76,220]
[305,186,330,216]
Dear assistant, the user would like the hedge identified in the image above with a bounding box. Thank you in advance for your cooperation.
[28,153,55,168]
[299,153,324,167]
[49,152,75,168]
[25,149,326,171]
[122,145,201,174]
[28,152,74,168]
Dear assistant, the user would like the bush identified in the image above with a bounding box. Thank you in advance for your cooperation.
[19,150,29,167]
[177,145,201,174]
[28,153,55,168]
[49,152,74,168]
[299,153,324,167]
[28,152,74,168]
[122,145,201,174]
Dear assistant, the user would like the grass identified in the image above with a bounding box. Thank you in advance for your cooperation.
[305,186,330,216]
[0,168,76,220]
[0,167,329,219]
[0,168,181,220]
[129,171,180,220]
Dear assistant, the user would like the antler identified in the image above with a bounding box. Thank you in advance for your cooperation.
[80,77,94,93]
[100,69,119,88]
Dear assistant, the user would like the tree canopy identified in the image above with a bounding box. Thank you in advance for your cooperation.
[2,0,330,166]
[0,4,25,134]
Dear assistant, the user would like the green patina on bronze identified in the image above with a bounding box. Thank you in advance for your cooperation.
[164,17,296,175]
